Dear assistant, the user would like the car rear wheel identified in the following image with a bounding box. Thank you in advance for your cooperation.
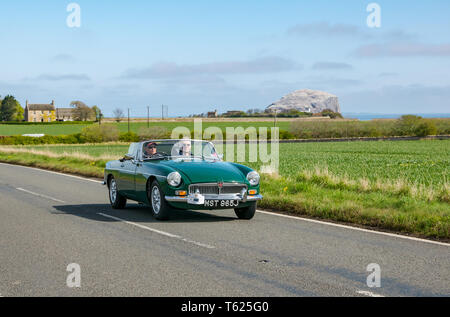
[234,203,257,220]
[109,176,127,209]
[148,180,171,220]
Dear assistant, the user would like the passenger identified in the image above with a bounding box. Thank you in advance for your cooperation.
[179,139,192,157]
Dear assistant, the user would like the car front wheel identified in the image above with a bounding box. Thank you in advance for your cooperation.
[235,203,256,220]
[109,176,127,209]
[148,180,171,220]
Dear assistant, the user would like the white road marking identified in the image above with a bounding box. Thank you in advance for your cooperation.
[16,188,66,203]
[356,290,385,297]
[2,162,448,247]
[0,162,102,184]
[256,210,450,247]
[98,213,216,249]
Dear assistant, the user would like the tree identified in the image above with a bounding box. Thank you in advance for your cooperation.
[113,108,125,122]
[321,109,343,119]
[92,105,104,124]
[0,95,23,121]
[13,101,24,121]
[394,115,437,137]
[70,101,94,121]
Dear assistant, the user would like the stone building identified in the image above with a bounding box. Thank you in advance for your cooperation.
[24,100,56,122]
[56,108,74,121]
[24,100,74,122]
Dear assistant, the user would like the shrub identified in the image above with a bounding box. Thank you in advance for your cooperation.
[138,126,170,140]
[320,109,344,119]
[433,119,450,135]
[81,124,119,143]
[394,115,422,136]
[394,115,438,137]
[415,121,437,137]
[119,132,140,142]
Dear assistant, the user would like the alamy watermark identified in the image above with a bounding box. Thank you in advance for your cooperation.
[366,263,381,288]
[66,3,81,28]
[66,263,81,288]
[366,3,381,28]
[171,119,280,175]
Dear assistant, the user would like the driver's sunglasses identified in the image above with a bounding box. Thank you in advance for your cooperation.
[147,145,156,149]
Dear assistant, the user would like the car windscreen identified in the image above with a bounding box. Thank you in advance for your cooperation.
[141,141,219,160]
[127,143,139,159]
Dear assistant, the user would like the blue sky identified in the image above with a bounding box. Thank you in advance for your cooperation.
[1,0,450,116]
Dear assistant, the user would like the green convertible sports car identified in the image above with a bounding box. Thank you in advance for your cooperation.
[104,139,263,220]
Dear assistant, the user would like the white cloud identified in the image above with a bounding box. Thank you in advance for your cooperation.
[355,43,450,57]
[312,62,353,70]
[341,85,450,113]
[122,57,298,79]
[287,22,417,42]
[287,22,363,37]
[35,74,91,81]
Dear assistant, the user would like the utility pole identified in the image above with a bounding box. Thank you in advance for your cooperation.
[274,110,278,128]
[161,104,164,120]
[147,106,150,128]
[128,108,130,133]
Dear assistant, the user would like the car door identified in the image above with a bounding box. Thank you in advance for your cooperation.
[134,161,150,203]
[118,143,139,198]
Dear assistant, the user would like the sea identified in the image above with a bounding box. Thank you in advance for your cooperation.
[342,113,450,121]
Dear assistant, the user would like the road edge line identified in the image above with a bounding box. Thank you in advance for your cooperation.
[257,210,450,247]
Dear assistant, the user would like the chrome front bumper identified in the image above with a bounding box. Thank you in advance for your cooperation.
[165,193,263,205]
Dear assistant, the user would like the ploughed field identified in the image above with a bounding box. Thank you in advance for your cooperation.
[0,140,449,239]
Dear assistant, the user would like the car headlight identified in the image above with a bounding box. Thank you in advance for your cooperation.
[167,172,182,187]
[247,171,260,186]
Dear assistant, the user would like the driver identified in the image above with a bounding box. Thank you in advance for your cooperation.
[143,142,159,158]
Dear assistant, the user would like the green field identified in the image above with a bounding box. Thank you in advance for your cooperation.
[14,140,450,187]
[0,121,292,136]
[1,140,449,239]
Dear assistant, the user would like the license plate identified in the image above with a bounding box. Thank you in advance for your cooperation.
[204,200,239,208]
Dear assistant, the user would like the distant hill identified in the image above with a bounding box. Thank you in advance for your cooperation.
[267,89,341,114]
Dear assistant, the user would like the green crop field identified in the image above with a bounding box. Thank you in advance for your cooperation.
[14,140,449,188]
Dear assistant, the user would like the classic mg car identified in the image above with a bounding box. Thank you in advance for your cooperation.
[104,139,262,220]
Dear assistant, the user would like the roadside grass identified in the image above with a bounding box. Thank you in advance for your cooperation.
[1,139,449,239]
[0,150,106,178]
[259,175,449,239]
[0,146,118,161]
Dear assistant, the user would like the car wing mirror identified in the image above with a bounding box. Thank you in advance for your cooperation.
[121,154,134,162]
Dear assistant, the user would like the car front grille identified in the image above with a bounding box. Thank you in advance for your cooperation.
[189,183,247,195]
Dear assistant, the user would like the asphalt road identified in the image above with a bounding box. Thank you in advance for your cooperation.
[0,163,449,297]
